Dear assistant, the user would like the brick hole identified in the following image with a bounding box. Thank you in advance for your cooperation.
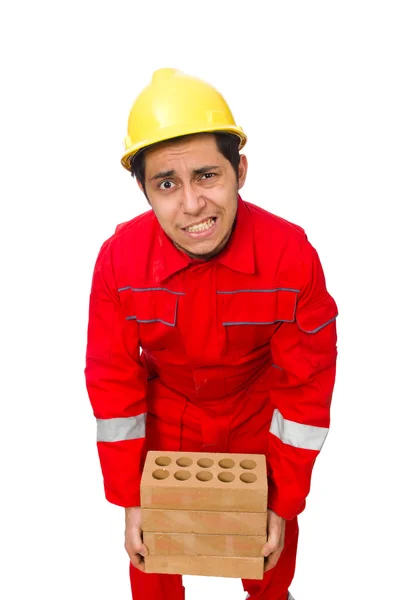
[196,471,213,482]
[155,456,172,467]
[197,458,214,468]
[240,459,257,470]
[240,473,257,484]
[152,469,170,480]
[174,470,192,481]
[218,472,235,483]
[218,458,235,469]
[176,457,193,467]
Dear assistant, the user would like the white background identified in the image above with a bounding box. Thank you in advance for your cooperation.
[1,1,396,599]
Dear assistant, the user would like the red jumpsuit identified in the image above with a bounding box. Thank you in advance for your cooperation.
[85,196,338,600]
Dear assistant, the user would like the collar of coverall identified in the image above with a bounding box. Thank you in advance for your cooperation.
[152,194,255,283]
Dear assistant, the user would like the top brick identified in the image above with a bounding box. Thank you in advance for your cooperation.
[140,451,268,512]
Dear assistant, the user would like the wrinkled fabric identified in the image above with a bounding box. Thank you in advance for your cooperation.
[130,401,298,600]
[85,195,338,520]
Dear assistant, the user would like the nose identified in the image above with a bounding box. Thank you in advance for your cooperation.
[181,184,206,215]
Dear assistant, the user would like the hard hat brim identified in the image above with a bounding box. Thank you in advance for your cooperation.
[121,125,247,170]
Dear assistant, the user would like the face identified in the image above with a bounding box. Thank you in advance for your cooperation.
[138,134,248,259]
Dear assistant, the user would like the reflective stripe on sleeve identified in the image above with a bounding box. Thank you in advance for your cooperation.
[96,413,146,442]
[270,408,329,451]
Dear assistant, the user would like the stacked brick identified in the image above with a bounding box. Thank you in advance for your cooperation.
[141,450,268,579]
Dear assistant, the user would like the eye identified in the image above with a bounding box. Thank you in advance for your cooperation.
[200,173,216,180]
[159,180,175,190]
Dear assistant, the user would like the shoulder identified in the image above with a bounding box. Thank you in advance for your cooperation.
[96,209,155,263]
[243,200,317,285]
[244,200,307,241]
[114,209,154,237]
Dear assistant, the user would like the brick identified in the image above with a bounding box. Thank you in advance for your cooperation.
[144,555,264,579]
[143,532,266,557]
[142,508,267,535]
[141,451,267,512]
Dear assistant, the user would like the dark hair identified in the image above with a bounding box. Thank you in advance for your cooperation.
[129,132,241,194]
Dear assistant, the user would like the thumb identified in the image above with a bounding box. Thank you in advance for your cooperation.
[262,523,280,557]
[139,544,148,557]
[131,527,148,556]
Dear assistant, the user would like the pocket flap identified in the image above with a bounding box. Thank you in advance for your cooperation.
[295,294,338,334]
[219,289,298,325]
[129,288,179,327]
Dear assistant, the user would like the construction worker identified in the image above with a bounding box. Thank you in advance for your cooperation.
[85,68,338,600]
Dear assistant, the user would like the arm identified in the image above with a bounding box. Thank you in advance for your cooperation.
[266,239,338,520]
[85,240,147,507]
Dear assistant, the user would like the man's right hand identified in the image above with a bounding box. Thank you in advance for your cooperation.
[125,507,148,572]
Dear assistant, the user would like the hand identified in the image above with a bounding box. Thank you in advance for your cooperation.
[124,507,148,572]
[261,509,286,572]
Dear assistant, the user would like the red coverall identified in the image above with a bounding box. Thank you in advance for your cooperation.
[85,196,338,600]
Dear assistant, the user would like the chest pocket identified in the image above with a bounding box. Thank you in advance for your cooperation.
[120,287,182,351]
[218,288,298,358]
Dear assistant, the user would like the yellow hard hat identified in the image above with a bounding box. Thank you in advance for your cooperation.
[121,68,247,170]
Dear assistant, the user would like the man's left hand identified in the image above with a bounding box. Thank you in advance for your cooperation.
[261,509,286,572]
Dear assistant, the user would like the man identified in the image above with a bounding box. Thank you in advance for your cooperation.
[85,68,338,600]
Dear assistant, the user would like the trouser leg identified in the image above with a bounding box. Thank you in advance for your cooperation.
[129,562,185,600]
[242,516,299,600]
[128,397,196,600]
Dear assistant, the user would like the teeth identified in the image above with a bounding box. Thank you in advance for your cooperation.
[186,218,215,233]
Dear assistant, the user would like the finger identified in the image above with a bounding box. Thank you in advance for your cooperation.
[264,548,282,573]
[262,518,282,557]
[262,533,285,559]
[262,541,277,557]
[130,556,146,572]
[126,544,147,561]
[138,543,149,557]
[125,539,148,564]
[262,530,281,558]
[129,527,149,556]
[130,526,144,550]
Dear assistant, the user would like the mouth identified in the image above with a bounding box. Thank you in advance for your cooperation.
[182,217,217,234]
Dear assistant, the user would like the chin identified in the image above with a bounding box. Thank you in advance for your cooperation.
[190,240,217,253]
[189,243,220,260]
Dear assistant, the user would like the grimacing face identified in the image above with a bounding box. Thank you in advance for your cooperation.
[137,134,248,259]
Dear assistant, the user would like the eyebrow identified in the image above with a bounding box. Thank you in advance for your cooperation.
[150,169,175,181]
[150,165,221,181]
[192,165,221,175]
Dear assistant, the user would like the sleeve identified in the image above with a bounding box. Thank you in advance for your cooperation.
[266,238,338,520]
[84,240,148,507]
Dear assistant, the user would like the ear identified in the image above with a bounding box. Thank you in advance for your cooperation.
[237,154,248,189]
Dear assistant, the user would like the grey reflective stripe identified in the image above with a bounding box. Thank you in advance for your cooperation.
[217,288,300,294]
[270,408,329,451]
[248,592,295,600]
[125,300,178,327]
[137,317,176,326]
[223,318,294,325]
[297,316,337,334]
[126,315,176,326]
[118,286,185,295]
[97,413,146,442]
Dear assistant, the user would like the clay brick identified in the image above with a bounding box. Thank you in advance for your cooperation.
[140,451,267,512]
[142,508,267,536]
[144,555,264,579]
[143,532,266,557]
